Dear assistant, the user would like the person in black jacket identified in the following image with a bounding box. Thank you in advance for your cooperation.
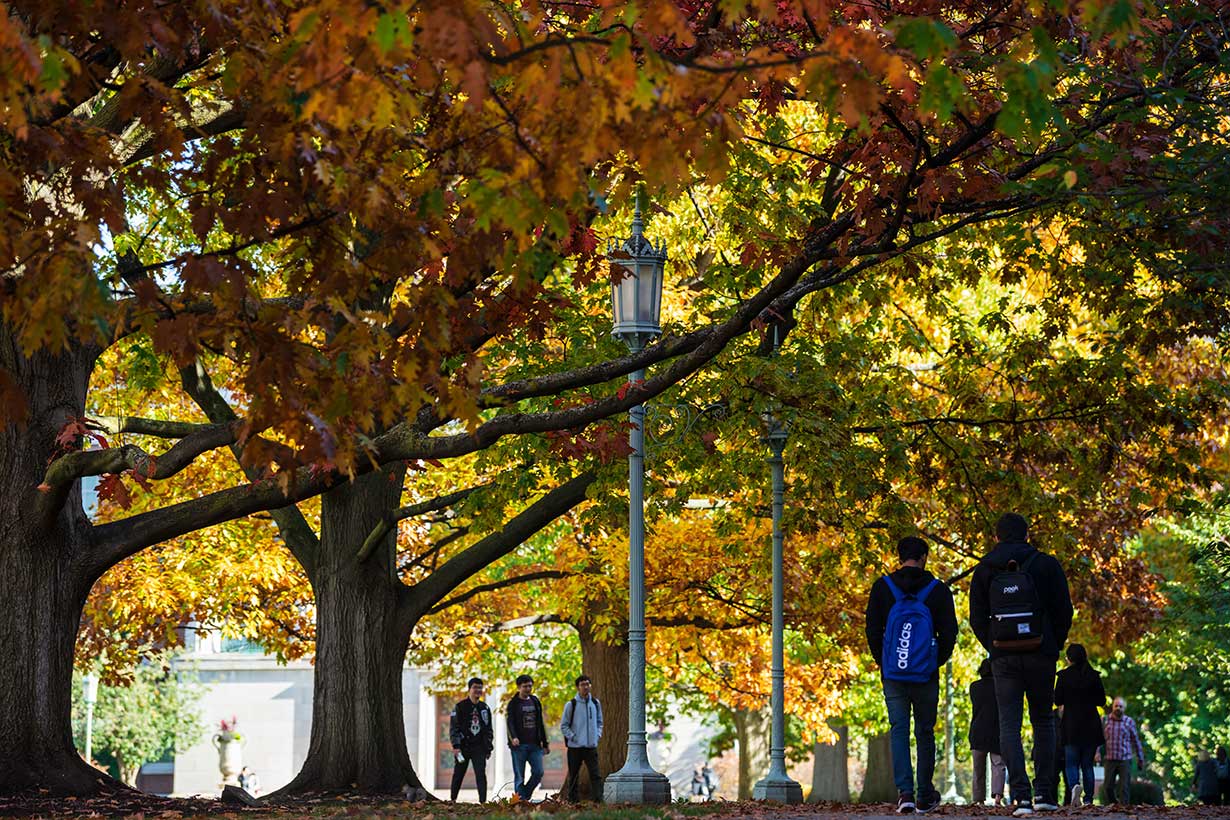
[866,536,958,814]
[969,512,1073,817]
[1216,746,1230,806]
[507,674,550,800]
[449,677,495,802]
[969,659,1006,805]
[1053,644,1105,806]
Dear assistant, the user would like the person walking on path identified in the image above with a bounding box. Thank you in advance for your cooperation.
[866,535,959,814]
[1196,750,1221,805]
[559,674,604,802]
[506,674,550,801]
[969,512,1074,817]
[1216,746,1230,805]
[449,677,495,802]
[1098,696,1146,805]
[1053,644,1105,806]
[969,659,1007,805]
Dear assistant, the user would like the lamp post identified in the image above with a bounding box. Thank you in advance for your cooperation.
[942,660,963,803]
[604,196,672,804]
[82,673,98,765]
[751,409,803,803]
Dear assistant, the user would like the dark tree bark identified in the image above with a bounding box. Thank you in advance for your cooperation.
[0,332,117,796]
[733,705,771,799]
[573,622,629,799]
[808,720,850,803]
[861,731,896,803]
[272,466,429,796]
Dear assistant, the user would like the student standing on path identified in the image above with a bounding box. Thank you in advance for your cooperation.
[866,535,958,814]
[969,659,1007,805]
[969,513,1074,817]
[449,677,495,802]
[1053,644,1105,806]
[507,674,550,801]
[559,674,604,802]
[1098,696,1145,805]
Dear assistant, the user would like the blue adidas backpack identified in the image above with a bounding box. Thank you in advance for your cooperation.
[881,576,939,683]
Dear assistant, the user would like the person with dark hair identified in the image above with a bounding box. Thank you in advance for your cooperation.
[1216,746,1230,805]
[969,659,1007,805]
[866,535,958,814]
[1053,644,1105,806]
[1196,750,1220,805]
[1098,696,1145,805]
[969,512,1074,817]
[560,674,604,802]
[507,674,549,800]
[449,677,495,802]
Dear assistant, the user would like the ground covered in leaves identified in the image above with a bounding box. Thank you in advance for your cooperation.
[3,792,1230,820]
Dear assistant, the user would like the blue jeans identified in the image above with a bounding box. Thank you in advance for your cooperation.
[511,744,544,799]
[883,676,939,798]
[1064,745,1096,804]
[992,655,1058,804]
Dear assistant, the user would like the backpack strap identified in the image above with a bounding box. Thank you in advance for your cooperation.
[1021,549,1040,572]
[882,575,905,601]
[918,578,940,602]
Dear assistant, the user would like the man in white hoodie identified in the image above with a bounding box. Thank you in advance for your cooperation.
[560,674,604,802]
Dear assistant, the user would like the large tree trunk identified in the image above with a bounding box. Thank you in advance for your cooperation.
[572,623,628,800]
[0,336,110,796]
[733,706,771,800]
[861,731,897,803]
[275,468,425,795]
[808,720,850,803]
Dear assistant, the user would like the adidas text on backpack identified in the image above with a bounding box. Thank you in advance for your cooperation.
[881,576,940,683]
[988,552,1044,652]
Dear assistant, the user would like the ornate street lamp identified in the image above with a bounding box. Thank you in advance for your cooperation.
[604,196,672,805]
[751,407,803,803]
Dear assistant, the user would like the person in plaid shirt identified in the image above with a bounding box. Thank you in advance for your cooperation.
[1098,697,1145,804]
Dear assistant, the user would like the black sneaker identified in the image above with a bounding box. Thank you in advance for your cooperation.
[916,792,942,813]
[1011,800,1035,817]
[897,793,916,814]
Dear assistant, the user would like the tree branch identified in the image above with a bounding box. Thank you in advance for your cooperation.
[356,484,485,563]
[427,570,575,615]
[404,472,597,616]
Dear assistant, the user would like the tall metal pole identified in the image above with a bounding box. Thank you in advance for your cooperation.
[604,360,670,804]
[82,673,98,765]
[753,423,802,803]
[942,660,963,803]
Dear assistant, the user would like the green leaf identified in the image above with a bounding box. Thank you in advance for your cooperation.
[893,17,959,62]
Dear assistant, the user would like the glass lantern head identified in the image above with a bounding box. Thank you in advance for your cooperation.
[609,199,667,352]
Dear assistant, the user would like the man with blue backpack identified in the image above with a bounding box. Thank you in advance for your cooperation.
[866,535,958,814]
[969,513,1073,817]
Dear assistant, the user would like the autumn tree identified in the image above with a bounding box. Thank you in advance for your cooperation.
[4,0,1229,800]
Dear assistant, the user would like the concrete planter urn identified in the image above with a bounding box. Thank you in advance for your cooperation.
[212,717,244,787]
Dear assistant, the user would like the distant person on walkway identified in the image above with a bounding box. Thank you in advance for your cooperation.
[238,766,260,796]
[560,674,604,802]
[691,766,706,798]
[969,659,1007,805]
[449,677,495,802]
[1216,746,1230,805]
[1053,643,1106,806]
[702,763,718,798]
[1098,696,1145,805]
[866,535,958,814]
[1196,750,1220,805]
[970,512,1073,817]
[507,673,549,801]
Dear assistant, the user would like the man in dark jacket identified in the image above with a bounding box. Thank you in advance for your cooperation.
[866,536,958,814]
[969,513,1073,817]
[507,674,550,800]
[449,677,495,802]
[969,659,1006,805]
